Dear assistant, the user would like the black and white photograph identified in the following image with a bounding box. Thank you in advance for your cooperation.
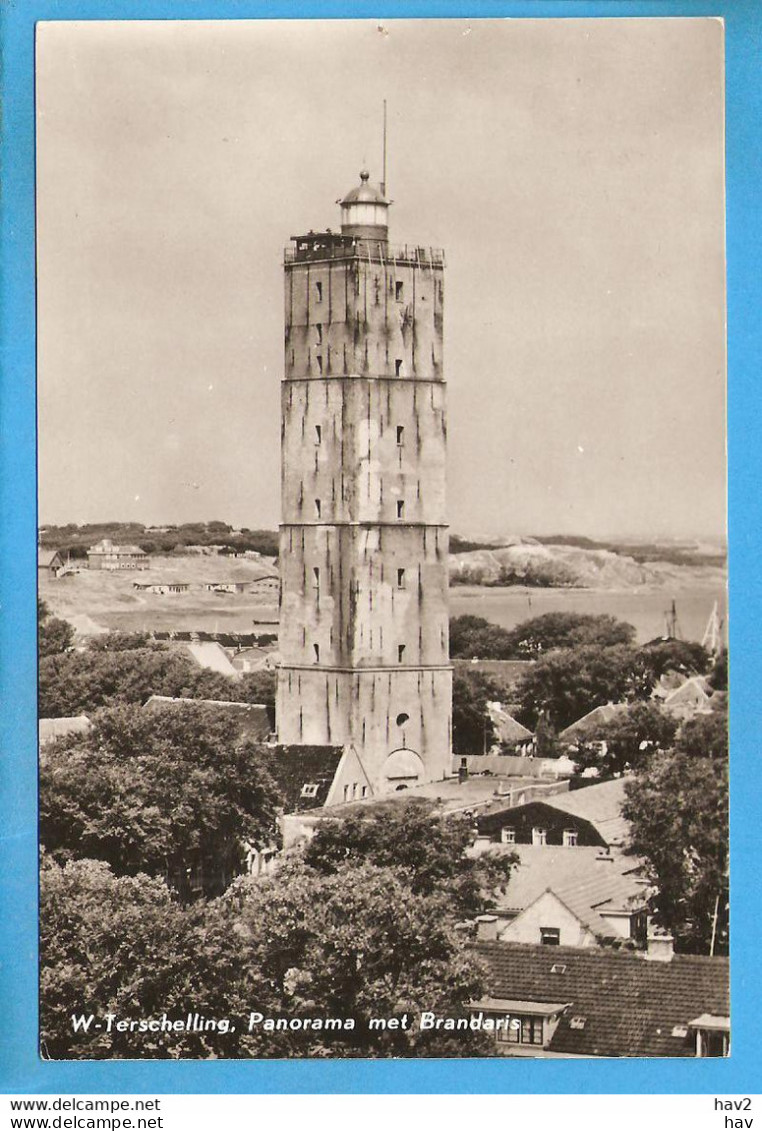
[36,17,729,1060]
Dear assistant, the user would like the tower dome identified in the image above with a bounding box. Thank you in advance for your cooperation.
[339,169,390,241]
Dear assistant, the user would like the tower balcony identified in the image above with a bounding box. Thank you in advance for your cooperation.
[286,233,445,269]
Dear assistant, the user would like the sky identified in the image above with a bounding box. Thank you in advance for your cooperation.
[36,18,726,541]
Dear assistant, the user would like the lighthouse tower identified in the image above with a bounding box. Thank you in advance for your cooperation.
[276,168,451,793]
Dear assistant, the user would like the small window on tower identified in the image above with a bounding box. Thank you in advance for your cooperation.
[315,281,323,302]
[396,426,405,446]
[313,643,320,663]
[313,567,320,588]
[395,281,404,301]
[398,644,406,663]
[397,568,406,589]
[314,424,322,445]
[315,323,323,343]
[396,500,405,519]
[395,359,403,376]
[316,354,323,375]
[396,712,409,726]
[315,499,322,518]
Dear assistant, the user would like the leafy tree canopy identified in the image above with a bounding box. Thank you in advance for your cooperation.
[637,638,710,680]
[40,704,281,897]
[452,669,502,754]
[449,615,516,660]
[38,598,75,659]
[302,801,516,918]
[38,637,276,718]
[623,751,728,954]
[504,612,636,658]
[515,644,654,731]
[674,708,728,763]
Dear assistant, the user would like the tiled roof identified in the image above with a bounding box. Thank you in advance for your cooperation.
[38,549,63,567]
[559,702,630,741]
[142,696,273,739]
[487,703,534,744]
[268,744,345,813]
[494,845,645,915]
[664,677,711,707]
[543,779,630,846]
[475,940,729,1057]
[185,641,239,677]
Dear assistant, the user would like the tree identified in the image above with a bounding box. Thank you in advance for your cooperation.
[638,639,710,680]
[39,703,282,898]
[673,708,728,763]
[452,669,501,754]
[227,859,493,1057]
[504,612,636,658]
[302,801,516,918]
[708,647,728,691]
[38,598,74,658]
[623,752,728,954]
[571,702,678,777]
[449,615,515,660]
[38,638,275,718]
[515,645,653,731]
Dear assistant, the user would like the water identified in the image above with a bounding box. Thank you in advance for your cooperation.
[449,584,727,645]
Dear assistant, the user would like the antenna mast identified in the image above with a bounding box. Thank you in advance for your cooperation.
[379,100,386,196]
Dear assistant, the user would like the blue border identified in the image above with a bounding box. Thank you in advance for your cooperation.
[1,0,758,1095]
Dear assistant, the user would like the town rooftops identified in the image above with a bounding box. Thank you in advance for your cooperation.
[184,641,239,677]
[489,844,645,916]
[477,777,631,848]
[39,715,93,746]
[474,940,729,1057]
[87,539,147,556]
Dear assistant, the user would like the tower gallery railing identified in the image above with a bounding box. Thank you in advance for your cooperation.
[285,242,445,268]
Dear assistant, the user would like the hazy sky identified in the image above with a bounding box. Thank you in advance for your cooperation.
[36,17,725,540]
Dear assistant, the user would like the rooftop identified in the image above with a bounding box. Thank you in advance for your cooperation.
[475,940,729,1057]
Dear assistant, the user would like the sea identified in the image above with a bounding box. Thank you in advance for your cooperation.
[448,584,727,645]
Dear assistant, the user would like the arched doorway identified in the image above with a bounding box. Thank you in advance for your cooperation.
[381,747,425,792]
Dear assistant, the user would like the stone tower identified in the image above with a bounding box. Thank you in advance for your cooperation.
[276,169,451,793]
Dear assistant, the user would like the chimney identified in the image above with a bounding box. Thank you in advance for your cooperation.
[645,930,675,962]
[476,914,499,941]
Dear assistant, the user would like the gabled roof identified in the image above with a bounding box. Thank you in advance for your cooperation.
[494,845,644,914]
[487,703,533,744]
[559,702,630,741]
[38,549,64,567]
[184,641,238,677]
[475,941,729,1057]
[542,778,630,845]
[664,677,711,708]
[268,744,345,813]
[142,696,272,740]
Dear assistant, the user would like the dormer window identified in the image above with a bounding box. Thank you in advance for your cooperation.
[532,827,547,846]
[501,827,516,845]
[563,829,578,847]
[300,783,319,799]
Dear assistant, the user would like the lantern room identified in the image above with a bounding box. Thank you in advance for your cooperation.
[339,169,390,241]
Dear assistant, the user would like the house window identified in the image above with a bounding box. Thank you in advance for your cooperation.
[395,281,404,301]
[501,827,516,845]
[315,281,323,302]
[313,643,320,663]
[361,785,368,798]
[532,827,547,846]
[397,568,406,589]
[397,425,405,445]
[563,829,578,847]
[314,499,322,518]
[396,500,405,519]
[315,424,322,444]
[300,783,319,799]
[696,1028,730,1057]
[398,644,406,663]
[501,1015,544,1046]
[343,784,350,802]
[540,927,561,947]
[395,358,403,376]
